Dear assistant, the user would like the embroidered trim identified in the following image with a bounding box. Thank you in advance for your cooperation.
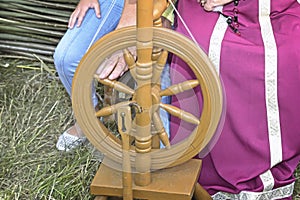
[259,0,282,169]
[212,182,294,200]
[208,14,228,73]
[259,170,275,191]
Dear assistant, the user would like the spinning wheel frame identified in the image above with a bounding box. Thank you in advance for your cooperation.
[72,26,223,171]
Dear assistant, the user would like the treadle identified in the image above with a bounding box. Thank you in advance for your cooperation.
[91,159,205,200]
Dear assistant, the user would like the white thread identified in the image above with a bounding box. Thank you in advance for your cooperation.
[168,1,224,54]
[167,0,201,49]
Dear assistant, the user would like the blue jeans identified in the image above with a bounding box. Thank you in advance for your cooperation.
[54,0,171,141]
[54,0,124,106]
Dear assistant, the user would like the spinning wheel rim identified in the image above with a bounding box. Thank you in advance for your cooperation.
[72,26,223,171]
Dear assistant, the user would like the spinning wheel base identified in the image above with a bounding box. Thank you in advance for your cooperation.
[91,159,210,200]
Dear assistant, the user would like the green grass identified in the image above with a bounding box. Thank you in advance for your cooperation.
[0,59,299,200]
[0,60,102,200]
[294,165,300,199]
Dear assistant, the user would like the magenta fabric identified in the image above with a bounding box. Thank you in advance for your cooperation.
[170,0,300,197]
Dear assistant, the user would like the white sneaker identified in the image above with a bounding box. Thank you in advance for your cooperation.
[56,129,86,152]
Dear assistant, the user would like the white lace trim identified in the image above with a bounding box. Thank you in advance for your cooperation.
[259,170,275,191]
[208,0,284,195]
[208,14,228,74]
[259,0,282,168]
[212,182,294,200]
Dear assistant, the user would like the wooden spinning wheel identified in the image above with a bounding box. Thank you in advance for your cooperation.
[72,25,223,168]
[72,0,223,199]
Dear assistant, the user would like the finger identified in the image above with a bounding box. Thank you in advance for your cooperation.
[200,0,207,7]
[99,58,118,79]
[203,3,215,11]
[96,60,107,75]
[127,46,137,60]
[93,2,101,18]
[108,61,127,80]
[76,8,88,27]
[68,11,78,29]
[203,0,232,11]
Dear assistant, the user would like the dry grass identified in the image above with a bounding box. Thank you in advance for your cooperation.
[0,59,102,200]
[0,58,299,199]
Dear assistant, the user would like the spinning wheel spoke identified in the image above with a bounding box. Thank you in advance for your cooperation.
[72,27,223,170]
[78,1,223,198]
[152,49,168,84]
[123,48,137,79]
[160,79,199,97]
[159,103,200,125]
[152,111,171,149]
[95,100,134,117]
[94,76,135,96]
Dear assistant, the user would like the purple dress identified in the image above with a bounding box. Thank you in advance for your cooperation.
[169,0,300,199]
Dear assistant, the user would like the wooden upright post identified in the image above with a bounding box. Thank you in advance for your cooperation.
[88,1,214,199]
[134,0,154,186]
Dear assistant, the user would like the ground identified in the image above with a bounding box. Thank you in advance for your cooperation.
[0,59,299,199]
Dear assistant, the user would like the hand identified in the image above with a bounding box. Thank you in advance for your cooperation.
[115,0,136,29]
[96,48,136,80]
[197,0,234,11]
[68,0,101,29]
[97,52,128,80]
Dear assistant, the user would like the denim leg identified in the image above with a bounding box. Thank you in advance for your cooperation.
[160,63,171,146]
[54,0,124,107]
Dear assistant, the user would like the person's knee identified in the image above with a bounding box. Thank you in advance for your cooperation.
[53,46,64,75]
[54,45,78,79]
